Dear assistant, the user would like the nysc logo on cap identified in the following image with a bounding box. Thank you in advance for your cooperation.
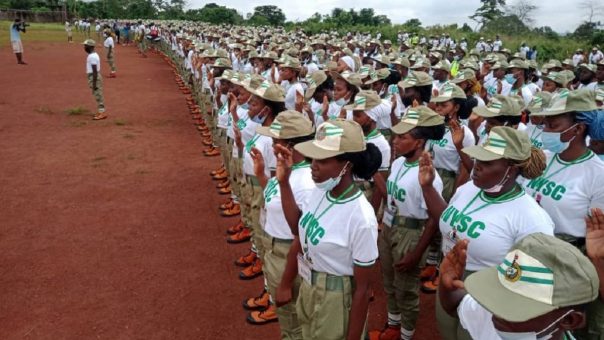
[315,123,344,144]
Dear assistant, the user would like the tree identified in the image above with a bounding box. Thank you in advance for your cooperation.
[249,5,286,26]
[470,0,506,29]
[357,8,374,26]
[403,18,422,32]
[574,21,598,40]
[506,0,537,26]
[579,0,604,24]
[188,3,242,24]
[482,14,529,34]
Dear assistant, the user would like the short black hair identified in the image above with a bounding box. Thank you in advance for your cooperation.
[336,143,382,180]
[410,124,446,141]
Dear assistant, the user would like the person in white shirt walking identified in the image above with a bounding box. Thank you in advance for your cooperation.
[83,39,106,120]
[103,29,116,78]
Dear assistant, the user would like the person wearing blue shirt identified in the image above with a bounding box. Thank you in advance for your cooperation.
[10,18,27,65]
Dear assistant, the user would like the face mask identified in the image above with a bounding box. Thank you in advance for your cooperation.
[251,107,268,124]
[541,124,577,154]
[598,154,604,161]
[504,74,517,85]
[335,97,348,106]
[240,97,251,110]
[494,310,574,340]
[378,85,386,97]
[315,162,349,191]
[484,166,511,193]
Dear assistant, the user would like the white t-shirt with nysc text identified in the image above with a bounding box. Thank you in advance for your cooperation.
[263,162,315,240]
[523,150,604,237]
[228,107,250,158]
[428,124,475,173]
[387,157,444,220]
[440,182,554,271]
[86,52,101,74]
[215,94,229,129]
[242,133,275,177]
[299,188,379,276]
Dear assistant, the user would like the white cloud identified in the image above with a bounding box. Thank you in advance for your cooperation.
[186,0,588,33]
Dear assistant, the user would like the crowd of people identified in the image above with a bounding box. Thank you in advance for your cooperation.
[11,17,604,340]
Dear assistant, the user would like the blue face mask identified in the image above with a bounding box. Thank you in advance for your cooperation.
[504,74,517,85]
[251,108,268,124]
[241,102,249,110]
[335,97,348,106]
[541,124,577,154]
[315,162,349,191]
[598,154,604,161]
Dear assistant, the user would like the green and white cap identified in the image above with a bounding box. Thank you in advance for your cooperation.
[465,233,600,322]
[532,89,598,116]
[344,90,382,111]
[463,126,531,161]
[474,95,524,117]
[256,110,313,139]
[491,60,509,70]
[391,106,444,135]
[304,70,328,100]
[450,68,476,84]
[507,58,529,69]
[527,92,553,114]
[430,83,467,103]
[250,81,286,102]
[542,70,574,87]
[579,63,597,73]
[82,39,96,46]
[398,71,433,89]
[331,70,363,87]
[219,69,234,81]
[364,68,390,85]
[295,119,366,160]
[280,56,302,70]
[212,58,232,69]
[432,60,451,72]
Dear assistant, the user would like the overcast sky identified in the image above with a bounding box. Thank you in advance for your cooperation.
[187,0,595,33]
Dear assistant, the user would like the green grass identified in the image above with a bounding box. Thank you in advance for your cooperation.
[65,106,91,116]
[0,20,97,47]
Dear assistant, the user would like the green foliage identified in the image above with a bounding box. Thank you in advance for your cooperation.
[185,3,242,24]
[482,15,529,35]
[470,0,506,28]
[250,5,285,26]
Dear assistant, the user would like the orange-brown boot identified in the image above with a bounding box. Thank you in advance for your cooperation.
[239,258,263,280]
[421,271,439,294]
[226,226,250,243]
[234,250,257,267]
[242,289,270,310]
[420,265,437,281]
[218,186,231,195]
[211,167,226,176]
[247,304,278,325]
[226,221,244,235]
[221,203,240,217]
[204,148,220,157]
[216,180,230,189]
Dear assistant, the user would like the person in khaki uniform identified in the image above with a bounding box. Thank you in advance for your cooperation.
[103,29,116,78]
[83,39,106,120]
[245,111,315,335]
[276,119,382,340]
[376,106,446,340]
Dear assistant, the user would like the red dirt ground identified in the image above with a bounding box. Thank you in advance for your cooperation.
[0,41,441,339]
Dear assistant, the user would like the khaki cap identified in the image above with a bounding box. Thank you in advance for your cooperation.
[527,92,554,113]
[364,68,390,85]
[219,69,234,81]
[430,83,467,103]
[460,60,480,72]
[507,59,529,70]
[474,95,524,117]
[392,57,411,68]
[295,119,366,159]
[251,81,286,102]
[491,60,509,70]
[542,70,573,87]
[256,110,313,139]
[304,70,328,101]
[579,63,597,73]
[358,65,373,77]
[465,233,600,322]
[82,39,96,46]
[391,106,444,135]
[432,60,451,73]
[398,71,433,89]
[463,126,531,161]
[212,58,232,69]
[331,71,363,87]
[450,68,476,84]
[280,57,302,70]
[344,90,382,111]
[239,73,263,89]
[533,89,598,116]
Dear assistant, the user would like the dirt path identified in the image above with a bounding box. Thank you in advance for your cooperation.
[0,41,439,339]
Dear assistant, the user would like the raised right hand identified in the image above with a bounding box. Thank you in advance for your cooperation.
[274,144,293,184]
[418,151,436,188]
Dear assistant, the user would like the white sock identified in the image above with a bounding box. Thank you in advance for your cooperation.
[400,327,415,340]
[387,312,401,326]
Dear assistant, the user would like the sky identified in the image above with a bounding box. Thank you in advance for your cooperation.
[186,0,593,33]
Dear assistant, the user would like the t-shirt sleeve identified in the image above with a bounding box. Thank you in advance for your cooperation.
[590,167,604,211]
[463,125,476,147]
[263,140,277,174]
[458,295,499,340]
[514,201,555,243]
[350,208,379,267]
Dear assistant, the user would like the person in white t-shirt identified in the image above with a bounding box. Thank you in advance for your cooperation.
[83,39,106,120]
[524,92,554,149]
[376,106,446,340]
[420,126,555,340]
[244,111,315,332]
[473,95,527,146]
[522,90,604,339]
[276,119,381,340]
[439,231,602,340]
[278,57,304,111]
[65,21,73,43]
[103,30,116,78]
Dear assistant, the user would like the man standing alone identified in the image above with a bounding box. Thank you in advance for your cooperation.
[83,39,107,120]
[10,18,27,65]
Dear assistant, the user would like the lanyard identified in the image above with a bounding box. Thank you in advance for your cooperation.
[532,151,592,197]
[394,160,419,183]
[245,133,261,153]
[365,129,379,140]
[236,117,248,130]
[458,185,521,218]
[218,101,227,116]
[303,183,356,255]
[529,125,543,141]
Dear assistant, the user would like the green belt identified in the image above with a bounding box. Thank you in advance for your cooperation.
[555,233,586,252]
[391,216,425,230]
[246,175,260,186]
[436,168,456,179]
[311,271,352,291]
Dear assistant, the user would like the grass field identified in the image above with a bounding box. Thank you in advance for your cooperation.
[0,21,97,47]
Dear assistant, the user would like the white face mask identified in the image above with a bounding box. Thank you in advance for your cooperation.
[378,84,386,97]
[315,162,349,191]
[494,310,574,340]
[484,166,511,193]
